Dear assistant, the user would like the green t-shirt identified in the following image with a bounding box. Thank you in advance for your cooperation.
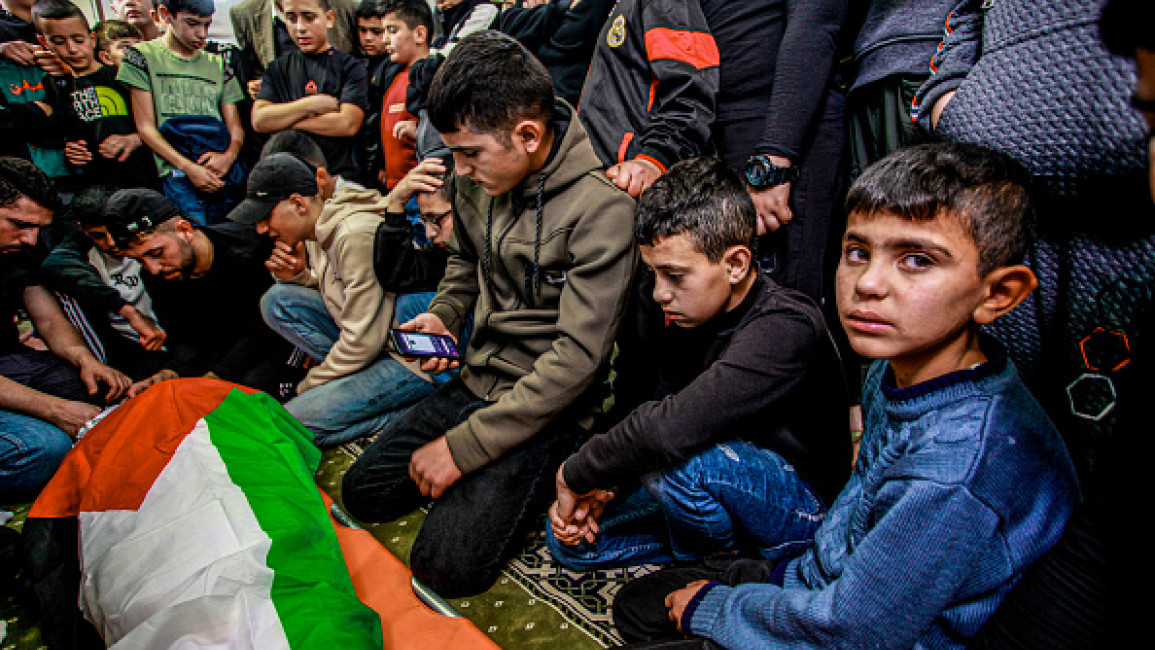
[116,39,244,175]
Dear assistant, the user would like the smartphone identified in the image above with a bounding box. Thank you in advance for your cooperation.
[390,329,460,360]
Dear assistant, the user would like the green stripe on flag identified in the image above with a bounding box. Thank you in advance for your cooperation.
[206,388,382,649]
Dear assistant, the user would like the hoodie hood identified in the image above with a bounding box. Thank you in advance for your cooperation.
[314,185,393,249]
[516,99,604,205]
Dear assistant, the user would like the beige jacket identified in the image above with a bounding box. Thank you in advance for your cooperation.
[292,185,421,393]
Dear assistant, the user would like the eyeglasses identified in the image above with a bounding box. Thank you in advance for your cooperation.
[420,209,452,234]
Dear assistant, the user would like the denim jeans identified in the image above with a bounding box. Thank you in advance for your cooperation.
[341,376,586,598]
[0,410,73,504]
[0,349,89,503]
[260,284,443,448]
[546,439,825,570]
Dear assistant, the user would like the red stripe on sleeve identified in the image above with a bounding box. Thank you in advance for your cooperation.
[644,27,720,70]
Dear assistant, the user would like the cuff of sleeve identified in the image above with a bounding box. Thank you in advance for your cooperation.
[427,301,466,338]
[682,581,726,637]
[561,454,596,495]
[634,154,668,174]
[445,421,489,475]
[913,78,964,125]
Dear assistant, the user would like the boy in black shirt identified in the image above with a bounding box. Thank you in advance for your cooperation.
[33,1,157,189]
[252,0,369,179]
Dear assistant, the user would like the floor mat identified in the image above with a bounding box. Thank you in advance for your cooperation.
[318,443,661,649]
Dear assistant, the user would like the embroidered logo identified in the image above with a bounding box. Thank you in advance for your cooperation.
[304,80,318,95]
[607,14,626,48]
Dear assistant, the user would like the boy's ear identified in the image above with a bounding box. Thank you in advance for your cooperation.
[973,264,1038,325]
[722,245,753,285]
[415,24,429,46]
[325,10,336,28]
[97,49,115,66]
[513,118,546,155]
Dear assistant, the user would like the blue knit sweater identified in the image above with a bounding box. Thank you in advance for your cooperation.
[683,349,1078,649]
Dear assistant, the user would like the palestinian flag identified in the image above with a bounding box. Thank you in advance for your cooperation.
[26,378,496,650]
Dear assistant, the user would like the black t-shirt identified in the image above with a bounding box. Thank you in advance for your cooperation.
[48,65,158,189]
[257,48,369,177]
[0,246,44,355]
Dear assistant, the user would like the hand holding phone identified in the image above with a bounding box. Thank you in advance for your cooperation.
[390,329,460,360]
[394,313,460,375]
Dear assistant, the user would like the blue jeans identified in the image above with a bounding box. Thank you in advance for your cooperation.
[546,440,825,569]
[0,411,72,504]
[260,284,445,448]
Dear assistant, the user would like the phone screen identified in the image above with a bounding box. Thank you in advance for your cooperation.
[391,330,460,359]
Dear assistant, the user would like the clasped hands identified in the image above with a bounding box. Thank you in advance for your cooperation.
[548,463,615,546]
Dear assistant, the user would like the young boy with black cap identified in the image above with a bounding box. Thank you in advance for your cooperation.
[103,187,291,396]
[229,151,436,447]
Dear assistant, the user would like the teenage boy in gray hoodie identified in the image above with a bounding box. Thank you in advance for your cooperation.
[341,30,637,598]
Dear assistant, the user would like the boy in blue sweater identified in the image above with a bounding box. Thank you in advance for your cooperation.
[611,142,1080,649]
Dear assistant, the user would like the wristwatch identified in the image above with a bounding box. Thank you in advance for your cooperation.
[744,155,799,190]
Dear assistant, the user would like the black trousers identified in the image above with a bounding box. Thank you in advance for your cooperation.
[614,555,780,647]
[341,376,585,598]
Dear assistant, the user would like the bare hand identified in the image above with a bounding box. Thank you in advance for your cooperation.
[387,157,447,210]
[1,40,36,66]
[550,463,614,544]
[393,119,417,142]
[197,150,236,178]
[247,78,262,100]
[606,158,662,198]
[77,357,131,402]
[32,46,72,76]
[128,368,178,398]
[99,133,142,162]
[398,313,459,374]
[265,241,308,281]
[120,305,166,350]
[748,182,793,234]
[184,163,224,193]
[409,435,463,498]
[65,141,92,166]
[665,580,711,633]
[46,398,102,437]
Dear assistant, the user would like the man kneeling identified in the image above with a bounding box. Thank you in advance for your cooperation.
[547,157,851,569]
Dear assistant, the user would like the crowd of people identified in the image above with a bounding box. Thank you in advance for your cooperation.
[2,0,1151,647]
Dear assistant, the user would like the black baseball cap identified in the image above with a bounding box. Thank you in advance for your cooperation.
[227,153,319,225]
[104,188,181,246]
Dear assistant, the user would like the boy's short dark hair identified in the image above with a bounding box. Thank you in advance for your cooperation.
[94,19,143,54]
[261,129,328,169]
[846,142,1035,275]
[427,30,555,137]
[356,0,389,19]
[30,0,89,29]
[71,185,119,228]
[0,157,61,213]
[158,0,214,17]
[381,0,434,33]
[634,157,757,263]
[1100,0,1155,56]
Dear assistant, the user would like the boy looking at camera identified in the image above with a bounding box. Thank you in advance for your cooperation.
[116,0,246,221]
[32,1,157,189]
[251,0,369,180]
[340,30,637,598]
[546,156,851,571]
[611,142,1079,650]
[372,0,430,189]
